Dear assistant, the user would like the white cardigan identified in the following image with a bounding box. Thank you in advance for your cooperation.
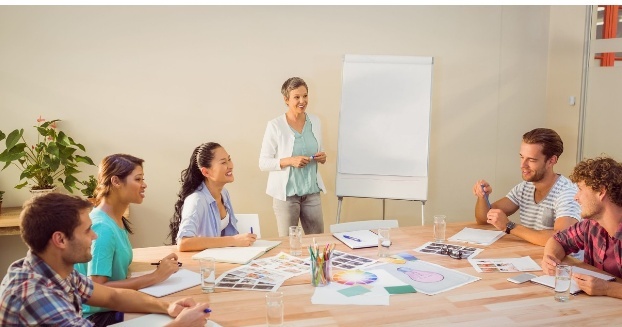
[258,113,327,201]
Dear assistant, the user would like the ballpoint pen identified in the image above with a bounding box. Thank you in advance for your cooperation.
[480,184,492,209]
[251,227,253,234]
[204,308,212,313]
[342,234,361,242]
[151,261,183,267]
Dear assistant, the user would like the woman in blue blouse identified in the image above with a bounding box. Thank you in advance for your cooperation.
[169,142,257,251]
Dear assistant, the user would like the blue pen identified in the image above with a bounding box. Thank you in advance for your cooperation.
[480,184,492,209]
[343,234,361,242]
[251,227,253,234]
[310,155,315,160]
[204,308,212,313]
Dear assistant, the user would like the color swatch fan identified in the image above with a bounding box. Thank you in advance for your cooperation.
[332,270,378,285]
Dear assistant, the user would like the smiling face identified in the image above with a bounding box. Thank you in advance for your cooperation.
[116,165,147,204]
[284,86,308,115]
[574,181,603,220]
[201,146,234,186]
[519,142,555,183]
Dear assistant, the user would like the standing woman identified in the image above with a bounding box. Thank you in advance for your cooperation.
[259,77,327,237]
[168,142,256,251]
[75,154,180,327]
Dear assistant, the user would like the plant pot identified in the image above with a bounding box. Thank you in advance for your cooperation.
[0,201,3,215]
[29,187,57,198]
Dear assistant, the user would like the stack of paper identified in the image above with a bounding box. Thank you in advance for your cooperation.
[110,314,222,327]
[468,256,542,273]
[447,227,505,245]
[530,266,615,295]
[333,230,379,249]
[191,240,281,264]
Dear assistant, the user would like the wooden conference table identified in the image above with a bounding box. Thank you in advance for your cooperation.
[129,222,621,326]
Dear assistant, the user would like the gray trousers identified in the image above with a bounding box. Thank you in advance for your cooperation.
[273,193,324,237]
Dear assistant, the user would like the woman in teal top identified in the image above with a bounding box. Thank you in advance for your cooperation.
[75,154,180,327]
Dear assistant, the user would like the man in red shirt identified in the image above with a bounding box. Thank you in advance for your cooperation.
[542,157,622,299]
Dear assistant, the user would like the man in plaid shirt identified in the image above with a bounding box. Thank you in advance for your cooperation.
[542,157,622,299]
[0,193,211,326]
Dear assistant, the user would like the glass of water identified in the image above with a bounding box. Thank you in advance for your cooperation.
[434,215,446,242]
[266,291,284,327]
[199,257,216,293]
[554,264,572,302]
[377,228,391,257]
[289,226,302,256]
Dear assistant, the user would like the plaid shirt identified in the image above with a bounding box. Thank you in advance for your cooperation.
[0,251,94,326]
[553,219,622,278]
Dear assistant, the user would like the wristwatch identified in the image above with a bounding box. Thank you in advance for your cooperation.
[505,221,516,234]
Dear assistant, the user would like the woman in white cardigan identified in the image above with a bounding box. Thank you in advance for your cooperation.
[259,77,327,237]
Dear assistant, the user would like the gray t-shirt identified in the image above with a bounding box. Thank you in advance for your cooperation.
[506,175,581,230]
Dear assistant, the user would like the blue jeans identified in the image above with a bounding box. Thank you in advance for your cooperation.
[273,193,324,237]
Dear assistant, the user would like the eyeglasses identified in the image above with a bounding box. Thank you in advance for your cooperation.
[439,245,463,260]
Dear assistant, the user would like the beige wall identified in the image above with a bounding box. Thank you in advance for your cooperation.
[0,6,585,273]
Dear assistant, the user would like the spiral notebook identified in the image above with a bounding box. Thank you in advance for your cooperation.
[191,240,282,264]
[530,266,615,295]
[333,230,379,249]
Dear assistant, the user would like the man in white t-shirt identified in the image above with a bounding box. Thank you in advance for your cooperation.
[473,128,581,246]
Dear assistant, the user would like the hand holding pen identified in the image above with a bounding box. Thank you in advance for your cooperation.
[150,253,180,283]
[474,180,492,209]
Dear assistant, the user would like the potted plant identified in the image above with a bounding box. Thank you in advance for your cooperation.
[79,175,98,205]
[0,116,95,194]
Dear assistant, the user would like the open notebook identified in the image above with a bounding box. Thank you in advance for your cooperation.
[530,266,615,295]
[333,230,379,249]
[191,240,282,264]
[137,269,201,298]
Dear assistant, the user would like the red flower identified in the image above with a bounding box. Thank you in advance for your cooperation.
[36,115,45,123]
[50,122,57,129]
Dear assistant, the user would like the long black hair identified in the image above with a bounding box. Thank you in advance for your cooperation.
[168,142,222,244]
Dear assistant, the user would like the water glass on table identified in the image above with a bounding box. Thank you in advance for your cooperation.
[554,264,572,302]
[434,215,446,242]
[289,226,303,256]
[377,228,391,257]
[266,291,284,327]
[199,257,216,293]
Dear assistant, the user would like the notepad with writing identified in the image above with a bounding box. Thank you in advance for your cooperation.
[138,269,201,298]
[530,266,615,295]
[191,240,282,264]
[333,230,379,249]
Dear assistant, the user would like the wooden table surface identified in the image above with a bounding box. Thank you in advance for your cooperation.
[130,222,622,326]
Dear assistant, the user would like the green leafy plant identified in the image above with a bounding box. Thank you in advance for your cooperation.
[0,117,95,192]
[79,175,98,198]
[0,190,4,202]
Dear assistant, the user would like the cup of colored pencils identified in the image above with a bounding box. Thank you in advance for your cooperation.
[309,242,334,287]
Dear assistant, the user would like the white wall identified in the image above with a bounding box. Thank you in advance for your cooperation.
[0,6,584,273]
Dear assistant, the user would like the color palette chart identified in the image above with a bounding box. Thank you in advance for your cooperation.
[332,270,378,285]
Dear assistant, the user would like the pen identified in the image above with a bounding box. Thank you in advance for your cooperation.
[251,227,253,234]
[151,261,183,267]
[310,155,315,160]
[342,234,361,242]
[204,308,212,313]
[480,184,492,209]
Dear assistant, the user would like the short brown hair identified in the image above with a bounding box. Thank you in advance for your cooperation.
[281,77,308,99]
[522,128,563,160]
[21,193,92,254]
[570,157,622,207]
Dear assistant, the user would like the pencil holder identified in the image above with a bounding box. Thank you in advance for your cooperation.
[311,257,331,287]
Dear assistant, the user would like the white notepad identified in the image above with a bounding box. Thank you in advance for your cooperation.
[530,266,615,295]
[333,230,379,249]
[110,313,222,327]
[191,240,282,264]
[138,269,201,298]
[447,227,505,245]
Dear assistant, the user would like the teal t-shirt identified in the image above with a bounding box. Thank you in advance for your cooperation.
[75,208,133,316]
[286,114,321,197]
